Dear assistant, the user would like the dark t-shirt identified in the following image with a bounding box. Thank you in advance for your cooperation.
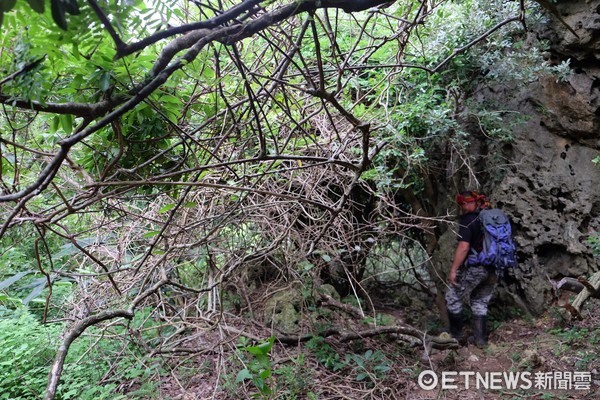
[457,212,483,252]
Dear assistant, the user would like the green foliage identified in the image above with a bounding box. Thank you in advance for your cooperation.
[0,309,122,400]
[306,337,391,386]
[0,306,170,400]
[509,351,522,363]
[235,336,276,398]
[547,325,600,370]
[345,349,391,384]
[0,309,55,399]
[272,353,316,399]
[0,229,84,320]
[305,336,346,372]
[0,0,97,31]
[588,233,600,256]
[0,0,585,397]
[548,326,595,345]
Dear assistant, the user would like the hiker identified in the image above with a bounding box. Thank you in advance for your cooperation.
[445,191,497,348]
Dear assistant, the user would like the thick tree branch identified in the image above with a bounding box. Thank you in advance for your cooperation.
[431,16,521,73]
[114,0,264,59]
[87,0,127,52]
[45,277,168,400]
[115,0,393,59]
[0,94,126,118]
[218,0,394,46]
[0,0,393,207]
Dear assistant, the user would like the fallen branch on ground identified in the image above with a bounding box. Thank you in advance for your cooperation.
[276,294,459,352]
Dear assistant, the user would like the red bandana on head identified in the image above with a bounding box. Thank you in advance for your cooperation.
[456,192,484,205]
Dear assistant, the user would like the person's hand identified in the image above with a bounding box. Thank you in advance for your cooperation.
[448,269,458,287]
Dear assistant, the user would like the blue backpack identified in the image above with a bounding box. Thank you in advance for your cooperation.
[469,208,517,277]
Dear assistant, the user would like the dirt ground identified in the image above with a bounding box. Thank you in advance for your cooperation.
[128,299,600,399]
[408,313,599,400]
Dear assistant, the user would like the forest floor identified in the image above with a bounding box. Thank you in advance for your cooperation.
[130,297,600,400]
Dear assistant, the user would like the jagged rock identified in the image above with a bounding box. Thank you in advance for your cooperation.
[263,289,301,333]
[315,283,340,302]
[537,0,600,61]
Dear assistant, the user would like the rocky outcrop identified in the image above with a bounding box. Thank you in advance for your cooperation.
[496,1,600,314]
[491,78,600,313]
[433,0,600,315]
[537,0,600,62]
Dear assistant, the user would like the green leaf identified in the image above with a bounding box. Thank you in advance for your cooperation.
[159,94,183,105]
[72,74,83,89]
[53,238,95,258]
[257,336,275,353]
[17,277,47,290]
[245,336,274,356]
[60,114,73,134]
[23,281,47,305]
[99,71,111,92]
[235,369,253,383]
[51,115,60,133]
[143,231,161,238]
[245,345,263,356]
[356,372,368,381]
[258,369,271,379]
[0,271,35,291]
[158,204,176,213]
[375,364,391,373]
[51,0,80,30]
[51,0,68,30]
[62,0,80,15]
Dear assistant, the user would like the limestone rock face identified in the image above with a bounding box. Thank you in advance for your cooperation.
[490,83,600,313]
[434,0,600,315]
[496,1,600,314]
[537,0,600,62]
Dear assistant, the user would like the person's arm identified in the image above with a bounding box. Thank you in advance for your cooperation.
[448,241,470,286]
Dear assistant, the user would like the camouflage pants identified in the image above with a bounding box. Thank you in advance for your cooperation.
[445,266,497,316]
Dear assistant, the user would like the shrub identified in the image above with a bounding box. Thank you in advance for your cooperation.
[0,308,126,400]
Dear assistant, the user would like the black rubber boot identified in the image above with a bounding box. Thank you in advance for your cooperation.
[471,315,487,348]
[447,310,465,345]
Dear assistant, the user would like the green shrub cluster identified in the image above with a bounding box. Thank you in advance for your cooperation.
[0,309,125,400]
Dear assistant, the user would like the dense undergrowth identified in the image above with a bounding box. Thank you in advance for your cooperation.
[2,296,598,399]
[0,306,167,400]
